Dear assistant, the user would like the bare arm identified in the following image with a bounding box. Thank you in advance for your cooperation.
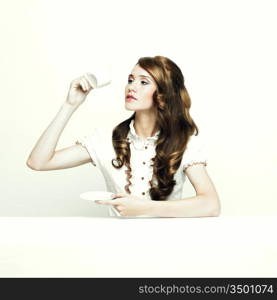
[144,164,221,217]
[26,75,94,171]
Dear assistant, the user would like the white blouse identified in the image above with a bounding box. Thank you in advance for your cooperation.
[76,119,207,217]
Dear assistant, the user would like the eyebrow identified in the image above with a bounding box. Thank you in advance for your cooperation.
[128,74,152,81]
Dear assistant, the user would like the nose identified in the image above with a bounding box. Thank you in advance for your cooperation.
[128,86,136,93]
[127,79,138,91]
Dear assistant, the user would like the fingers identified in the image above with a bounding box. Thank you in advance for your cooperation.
[70,73,97,95]
[71,75,92,93]
[79,78,87,92]
[113,193,127,198]
[84,73,95,89]
[82,78,92,92]
[96,200,119,206]
[114,205,124,215]
[95,197,127,216]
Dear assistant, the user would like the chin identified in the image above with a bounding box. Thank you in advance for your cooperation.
[124,103,136,111]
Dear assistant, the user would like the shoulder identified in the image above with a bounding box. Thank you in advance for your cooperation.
[86,126,112,140]
[186,134,206,149]
[76,126,113,149]
[181,134,208,171]
[75,127,114,167]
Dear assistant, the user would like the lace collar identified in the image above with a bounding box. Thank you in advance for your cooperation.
[127,119,160,150]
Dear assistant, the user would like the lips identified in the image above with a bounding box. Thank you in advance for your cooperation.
[126,94,137,100]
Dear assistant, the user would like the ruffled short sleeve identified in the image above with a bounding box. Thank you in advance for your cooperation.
[75,128,100,167]
[181,135,208,172]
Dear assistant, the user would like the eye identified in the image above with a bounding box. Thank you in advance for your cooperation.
[127,78,149,85]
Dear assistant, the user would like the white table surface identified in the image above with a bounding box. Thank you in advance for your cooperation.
[0,216,276,277]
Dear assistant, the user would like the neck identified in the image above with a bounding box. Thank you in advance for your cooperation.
[133,111,158,138]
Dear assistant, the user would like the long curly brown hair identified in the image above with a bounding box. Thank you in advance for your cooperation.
[111,56,199,200]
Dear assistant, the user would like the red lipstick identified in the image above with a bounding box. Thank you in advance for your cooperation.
[126,94,137,101]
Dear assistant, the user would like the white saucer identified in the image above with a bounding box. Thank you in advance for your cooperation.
[80,191,115,202]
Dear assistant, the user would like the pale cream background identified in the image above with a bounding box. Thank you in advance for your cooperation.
[1,217,276,277]
[0,0,276,217]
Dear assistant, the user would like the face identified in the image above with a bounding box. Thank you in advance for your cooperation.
[125,64,157,112]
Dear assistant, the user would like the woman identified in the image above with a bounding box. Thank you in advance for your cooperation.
[27,56,221,218]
